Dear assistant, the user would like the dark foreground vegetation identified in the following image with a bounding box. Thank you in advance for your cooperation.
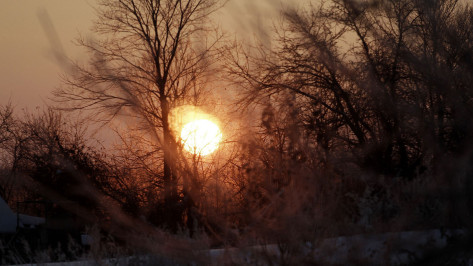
[2,0,473,264]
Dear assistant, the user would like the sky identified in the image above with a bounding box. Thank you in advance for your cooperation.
[0,0,285,110]
[0,0,95,109]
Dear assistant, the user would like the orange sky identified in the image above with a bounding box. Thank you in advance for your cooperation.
[0,0,288,109]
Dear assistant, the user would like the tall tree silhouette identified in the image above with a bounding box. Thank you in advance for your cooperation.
[55,0,222,232]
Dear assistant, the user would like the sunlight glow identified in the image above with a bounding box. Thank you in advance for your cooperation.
[181,119,222,156]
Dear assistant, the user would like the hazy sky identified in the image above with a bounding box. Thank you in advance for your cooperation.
[0,0,96,109]
[0,0,283,110]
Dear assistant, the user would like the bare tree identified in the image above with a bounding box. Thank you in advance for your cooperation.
[0,103,18,202]
[227,0,473,177]
[54,0,224,232]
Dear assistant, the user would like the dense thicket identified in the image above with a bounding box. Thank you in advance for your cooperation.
[227,0,473,231]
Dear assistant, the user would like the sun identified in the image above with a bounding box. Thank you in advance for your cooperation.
[180,119,222,156]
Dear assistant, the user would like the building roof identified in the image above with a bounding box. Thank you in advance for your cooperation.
[0,196,17,233]
[0,196,46,233]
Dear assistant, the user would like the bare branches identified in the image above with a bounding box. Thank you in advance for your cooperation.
[226,0,473,181]
[55,0,221,123]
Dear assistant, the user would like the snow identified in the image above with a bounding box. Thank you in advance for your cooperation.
[17,214,45,229]
[207,229,465,264]
[6,229,468,265]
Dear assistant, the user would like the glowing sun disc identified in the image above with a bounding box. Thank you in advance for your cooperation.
[181,119,222,155]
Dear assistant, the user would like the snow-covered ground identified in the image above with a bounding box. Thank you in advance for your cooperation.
[208,229,466,265]
[8,229,468,265]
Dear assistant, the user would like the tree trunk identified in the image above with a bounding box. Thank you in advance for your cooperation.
[162,98,180,232]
